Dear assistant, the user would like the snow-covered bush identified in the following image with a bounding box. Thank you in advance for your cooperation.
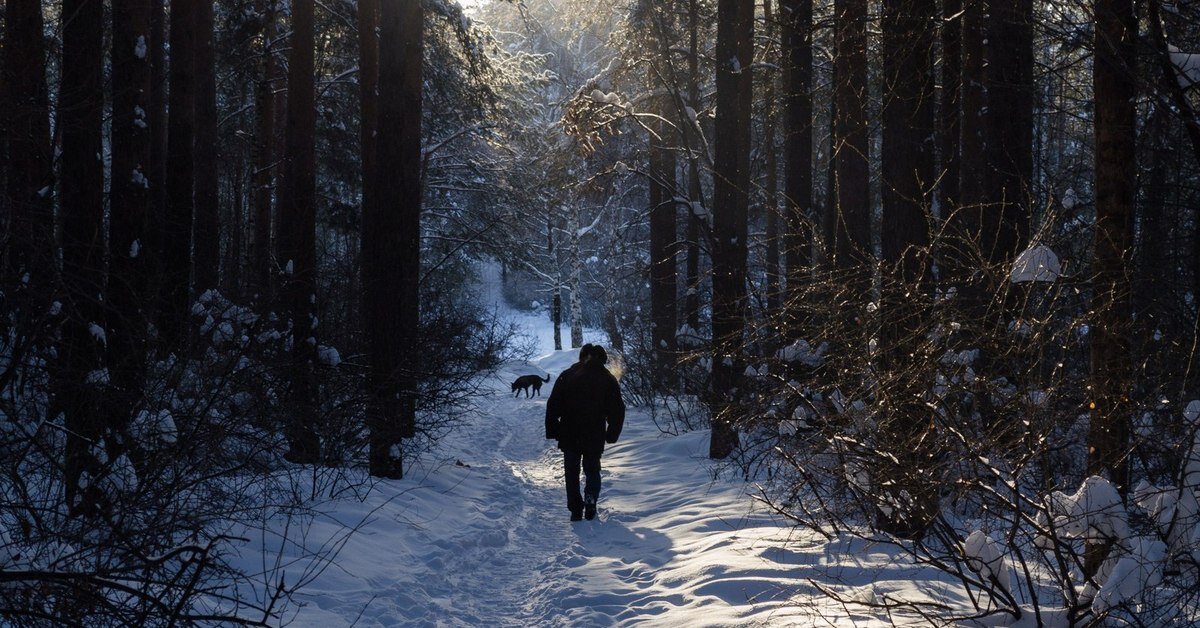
[711,215,1200,625]
[0,289,345,624]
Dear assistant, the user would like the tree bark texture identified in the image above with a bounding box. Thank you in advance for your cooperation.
[162,0,196,348]
[366,0,423,478]
[59,0,107,510]
[938,0,961,215]
[278,0,322,463]
[251,0,276,300]
[193,0,220,295]
[779,0,813,328]
[3,0,54,285]
[649,63,679,363]
[985,0,1032,263]
[878,0,938,540]
[709,0,754,459]
[1089,0,1136,492]
[828,0,871,269]
[108,0,154,447]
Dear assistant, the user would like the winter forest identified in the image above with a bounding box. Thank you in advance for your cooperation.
[3,0,1200,624]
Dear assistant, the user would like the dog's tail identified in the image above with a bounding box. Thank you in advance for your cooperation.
[542,374,551,383]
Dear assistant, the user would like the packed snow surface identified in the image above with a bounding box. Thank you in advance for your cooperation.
[232,264,945,626]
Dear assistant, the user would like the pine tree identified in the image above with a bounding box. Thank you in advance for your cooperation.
[878,0,937,540]
[108,0,154,442]
[366,0,424,478]
[250,0,276,300]
[709,0,754,459]
[162,0,196,347]
[828,0,870,269]
[193,0,221,294]
[1089,0,1136,490]
[278,0,322,463]
[3,0,54,284]
[779,0,812,321]
[985,0,1032,261]
[59,0,107,510]
[648,7,678,371]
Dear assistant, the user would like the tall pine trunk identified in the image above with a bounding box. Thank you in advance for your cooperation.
[59,0,106,510]
[193,0,220,294]
[1089,0,1136,491]
[147,0,167,316]
[955,0,987,257]
[709,0,754,460]
[683,0,703,331]
[548,215,562,351]
[366,0,423,479]
[829,0,871,269]
[278,0,322,464]
[108,0,154,448]
[985,0,1032,262]
[250,0,276,301]
[879,0,937,540]
[780,0,812,327]
[649,50,678,368]
[568,206,584,349]
[938,0,961,215]
[763,0,781,316]
[162,0,196,348]
[357,0,378,318]
[3,0,54,285]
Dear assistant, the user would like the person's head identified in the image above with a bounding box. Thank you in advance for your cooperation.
[586,345,608,366]
[578,343,596,363]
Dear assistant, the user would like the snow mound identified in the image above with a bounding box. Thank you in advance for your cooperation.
[1010,244,1061,283]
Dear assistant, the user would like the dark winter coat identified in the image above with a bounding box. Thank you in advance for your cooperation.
[545,362,625,454]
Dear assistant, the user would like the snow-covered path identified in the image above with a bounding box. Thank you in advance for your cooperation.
[281,351,823,627]
[257,266,906,626]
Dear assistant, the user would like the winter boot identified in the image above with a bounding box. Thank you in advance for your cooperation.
[584,495,597,521]
[570,508,583,522]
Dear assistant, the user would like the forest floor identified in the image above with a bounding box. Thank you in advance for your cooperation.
[239,265,944,627]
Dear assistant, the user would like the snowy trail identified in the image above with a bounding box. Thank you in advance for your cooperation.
[262,265,915,626]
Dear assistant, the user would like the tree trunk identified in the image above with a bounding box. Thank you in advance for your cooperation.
[0,20,8,239]
[1089,0,1135,492]
[938,0,961,215]
[955,0,987,259]
[548,214,562,351]
[684,0,703,331]
[829,0,871,269]
[277,0,321,464]
[250,0,276,301]
[366,0,423,479]
[3,0,54,285]
[709,0,754,460]
[882,0,935,278]
[59,0,107,511]
[569,207,584,348]
[193,0,220,294]
[763,0,781,316]
[985,0,1032,262]
[879,0,937,540]
[225,162,245,297]
[779,0,812,328]
[553,288,563,351]
[108,0,154,451]
[357,0,378,312]
[649,63,678,366]
[162,0,196,348]
[147,0,167,316]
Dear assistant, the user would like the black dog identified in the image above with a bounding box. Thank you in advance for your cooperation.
[512,374,551,398]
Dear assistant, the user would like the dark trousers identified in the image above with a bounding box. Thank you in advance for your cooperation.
[563,449,602,513]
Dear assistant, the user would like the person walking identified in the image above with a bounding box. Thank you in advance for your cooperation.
[545,345,625,521]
